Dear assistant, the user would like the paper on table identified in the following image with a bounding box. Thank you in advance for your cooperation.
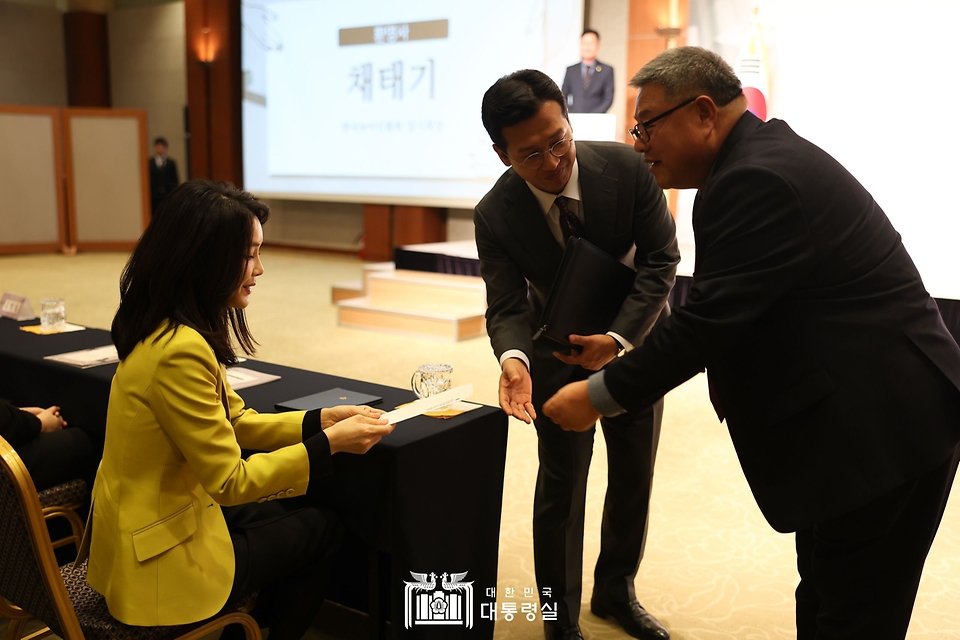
[226,367,281,390]
[20,322,86,335]
[44,344,119,369]
[383,383,474,425]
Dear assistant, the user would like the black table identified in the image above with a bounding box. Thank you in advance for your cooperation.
[0,318,508,639]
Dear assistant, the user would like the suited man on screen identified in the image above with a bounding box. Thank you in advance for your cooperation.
[149,136,179,215]
[475,69,679,640]
[561,30,615,114]
[544,46,960,639]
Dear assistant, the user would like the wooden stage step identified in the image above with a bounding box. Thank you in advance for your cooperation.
[331,262,394,303]
[337,297,486,341]
[334,264,487,341]
[331,280,364,303]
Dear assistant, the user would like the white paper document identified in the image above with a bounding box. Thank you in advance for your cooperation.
[44,344,119,369]
[383,383,474,425]
[226,367,281,390]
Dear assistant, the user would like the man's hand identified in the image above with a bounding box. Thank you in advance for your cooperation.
[543,381,599,432]
[553,334,620,371]
[320,405,385,430]
[499,358,537,424]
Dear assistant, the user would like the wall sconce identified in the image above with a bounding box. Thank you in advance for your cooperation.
[657,0,683,48]
[197,27,215,66]
[194,26,214,178]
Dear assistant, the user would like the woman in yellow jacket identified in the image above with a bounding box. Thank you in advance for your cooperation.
[83,180,394,639]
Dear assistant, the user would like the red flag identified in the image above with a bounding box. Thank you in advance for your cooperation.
[736,5,770,121]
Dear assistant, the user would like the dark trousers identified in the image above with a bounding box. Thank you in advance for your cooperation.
[16,427,101,492]
[219,498,343,640]
[17,427,101,564]
[795,442,960,639]
[533,397,663,627]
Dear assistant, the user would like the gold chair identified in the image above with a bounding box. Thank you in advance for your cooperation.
[37,477,87,555]
[1,475,87,638]
[0,435,262,640]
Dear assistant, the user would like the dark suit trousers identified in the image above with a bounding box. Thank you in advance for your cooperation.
[795,442,960,639]
[533,396,663,626]
[219,497,343,640]
[16,427,101,492]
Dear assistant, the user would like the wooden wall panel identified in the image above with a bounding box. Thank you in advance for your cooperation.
[625,0,689,123]
[394,207,447,247]
[627,0,689,217]
[63,108,150,250]
[63,11,111,108]
[0,106,66,254]
[362,204,393,262]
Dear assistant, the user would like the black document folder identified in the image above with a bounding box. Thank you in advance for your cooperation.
[534,237,636,348]
[275,388,383,411]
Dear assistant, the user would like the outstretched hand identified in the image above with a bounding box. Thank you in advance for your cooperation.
[321,404,384,430]
[499,358,537,424]
[552,334,620,371]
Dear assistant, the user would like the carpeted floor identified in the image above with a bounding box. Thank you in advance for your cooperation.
[2,248,958,639]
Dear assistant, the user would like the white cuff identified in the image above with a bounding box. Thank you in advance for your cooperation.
[606,331,633,353]
[499,349,530,371]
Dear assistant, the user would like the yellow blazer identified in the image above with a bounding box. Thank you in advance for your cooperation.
[85,324,313,626]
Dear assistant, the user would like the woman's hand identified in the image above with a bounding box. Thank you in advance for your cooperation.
[320,404,385,430]
[324,412,394,455]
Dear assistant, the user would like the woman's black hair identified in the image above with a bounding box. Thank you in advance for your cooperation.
[112,179,269,365]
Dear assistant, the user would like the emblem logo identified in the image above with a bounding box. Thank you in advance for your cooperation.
[403,571,474,628]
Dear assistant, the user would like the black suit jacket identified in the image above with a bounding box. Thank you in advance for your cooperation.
[562,61,615,114]
[602,112,960,532]
[475,141,679,401]
[149,156,179,211]
[0,399,41,448]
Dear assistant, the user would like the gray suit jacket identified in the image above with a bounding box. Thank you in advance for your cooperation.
[475,141,679,401]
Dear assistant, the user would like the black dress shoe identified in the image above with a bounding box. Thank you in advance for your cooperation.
[544,622,585,640]
[590,597,669,640]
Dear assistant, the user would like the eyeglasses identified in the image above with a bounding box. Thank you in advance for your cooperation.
[628,96,697,144]
[512,137,573,170]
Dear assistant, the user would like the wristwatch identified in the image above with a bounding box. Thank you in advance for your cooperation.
[612,337,627,358]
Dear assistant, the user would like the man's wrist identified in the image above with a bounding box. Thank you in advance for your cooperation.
[587,370,627,417]
[605,331,632,357]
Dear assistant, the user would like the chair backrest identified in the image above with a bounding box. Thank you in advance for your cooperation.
[0,435,85,639]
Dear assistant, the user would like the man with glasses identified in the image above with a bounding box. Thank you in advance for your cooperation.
[476,69,679,640]
[544,46,960,639]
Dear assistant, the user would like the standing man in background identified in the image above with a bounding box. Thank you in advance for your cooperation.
[476,69,678,640]
[149,136,179,215]
[562,30,615,114]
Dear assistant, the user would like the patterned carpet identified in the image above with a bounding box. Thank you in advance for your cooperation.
[2,249,958,639]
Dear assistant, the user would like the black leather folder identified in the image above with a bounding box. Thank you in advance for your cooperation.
[534,237,636,348]
[275,388,383,411]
